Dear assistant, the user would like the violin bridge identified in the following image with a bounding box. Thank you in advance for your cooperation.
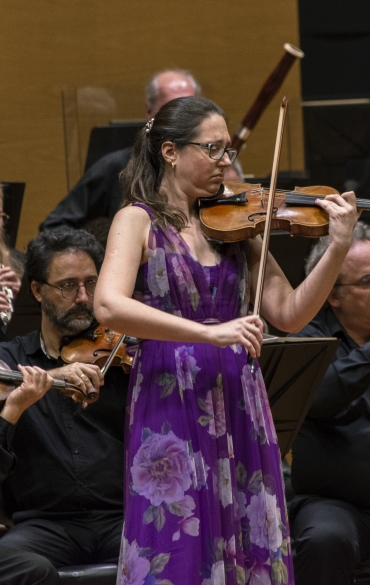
[104,329,116,344]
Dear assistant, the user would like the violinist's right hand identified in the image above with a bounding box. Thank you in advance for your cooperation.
[1,366,54,424]
[206,315,264,358]
[48,362,104,398]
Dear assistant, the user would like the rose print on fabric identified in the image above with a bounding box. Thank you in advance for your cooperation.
[246,564,272,585]
[255,367,277,439]
[118,536,173,585]
[197,374,226,437]
[218,458,233,508]
[241,364,277,445]
[131,430,192,507]
[175,346,201,399]
[119,208,295,585]
[118,537,150,585]
[171,254,200,310]
[172,515,200,541]
[227,434,234,458]
[156,346,200,400]
[147,247,169,298]
[230,344,243,354]
[201,560,226,585]
[238,254,251,317]
[237,491,248,519]
[129,357,143,427]
[171,494,200,541]
[246,486,283,553]
[191,450,210,490]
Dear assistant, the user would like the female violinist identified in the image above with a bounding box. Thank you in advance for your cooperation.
[94,96,357,585]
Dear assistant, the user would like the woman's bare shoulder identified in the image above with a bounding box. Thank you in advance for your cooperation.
[115,204,151,222]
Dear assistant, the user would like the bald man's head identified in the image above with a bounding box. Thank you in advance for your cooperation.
[145,69,201,117]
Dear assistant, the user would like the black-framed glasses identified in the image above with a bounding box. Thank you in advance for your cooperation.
[43,279,97,299]
[0,212,9,225]
[334,278,370,289]
[182,142,238,163]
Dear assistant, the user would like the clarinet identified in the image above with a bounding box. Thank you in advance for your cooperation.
[0,262,14,325]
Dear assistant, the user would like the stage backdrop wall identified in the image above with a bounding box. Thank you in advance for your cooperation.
[0,0,304,249]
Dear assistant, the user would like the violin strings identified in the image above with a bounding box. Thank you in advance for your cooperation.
[246,188,370,207]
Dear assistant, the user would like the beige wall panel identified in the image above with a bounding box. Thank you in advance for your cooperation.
[0,0,303,249]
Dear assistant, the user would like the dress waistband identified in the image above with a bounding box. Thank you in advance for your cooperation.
[195,318,223,325]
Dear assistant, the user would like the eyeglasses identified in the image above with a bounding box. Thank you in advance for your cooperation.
[181,142,238,163]
[334,278,370,289]
[0,212,9,225]
[43,279,97,299]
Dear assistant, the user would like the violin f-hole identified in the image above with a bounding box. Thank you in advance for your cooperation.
[248,208,278,222]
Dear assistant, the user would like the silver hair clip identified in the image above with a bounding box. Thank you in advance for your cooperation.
[145,118,154,134]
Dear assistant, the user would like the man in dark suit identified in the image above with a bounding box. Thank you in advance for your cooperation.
[289,221,370,585]
[0,227,129,583]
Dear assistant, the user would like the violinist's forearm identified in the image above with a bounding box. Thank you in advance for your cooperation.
[1,402,23,425]
[258,191,357,332]
[274,241,351,332]
[95,296,210,343]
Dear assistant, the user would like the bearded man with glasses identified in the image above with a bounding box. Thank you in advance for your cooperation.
[287,221,370,585]
[0,227,129,584]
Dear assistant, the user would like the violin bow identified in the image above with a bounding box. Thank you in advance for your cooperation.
[251,97,288,371]
[99,333,137,376]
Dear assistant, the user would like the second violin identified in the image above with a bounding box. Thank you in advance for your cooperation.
[61,322,138,374]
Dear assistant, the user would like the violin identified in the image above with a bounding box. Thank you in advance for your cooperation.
[199,182,368,243]
[0,361,98,404]
[61,322,138,374]
[0,324,138,407]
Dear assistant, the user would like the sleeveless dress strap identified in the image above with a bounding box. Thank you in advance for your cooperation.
[132,202,155,220]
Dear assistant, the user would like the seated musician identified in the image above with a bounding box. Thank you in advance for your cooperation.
[39,69,243,233]
[0,367,57,584]
[39,69,201,231]
[288,221,370,585]
[0,227,129,583]
[0,184,24,339]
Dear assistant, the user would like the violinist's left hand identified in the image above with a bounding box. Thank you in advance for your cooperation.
[1,366,54,424]
[0,265,21,299]
[315,191,358,251]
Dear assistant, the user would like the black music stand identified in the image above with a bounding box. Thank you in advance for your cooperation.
[260,337,340,457]
[84,121,145,171]
[1,182,25,249]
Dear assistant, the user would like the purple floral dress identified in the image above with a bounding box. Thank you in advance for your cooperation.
[118,203,294,585]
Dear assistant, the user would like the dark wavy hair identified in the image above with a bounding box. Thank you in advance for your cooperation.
[25,227,104,284]
[120,96,225,231]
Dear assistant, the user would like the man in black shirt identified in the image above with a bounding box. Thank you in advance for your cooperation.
[39,69,201,231]
[289,221,370,585]
[0,228,129,583]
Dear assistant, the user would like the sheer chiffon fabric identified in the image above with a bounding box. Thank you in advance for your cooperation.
[117,203,294,585]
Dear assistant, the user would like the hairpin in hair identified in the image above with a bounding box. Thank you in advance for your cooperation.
[145,118,154,134]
